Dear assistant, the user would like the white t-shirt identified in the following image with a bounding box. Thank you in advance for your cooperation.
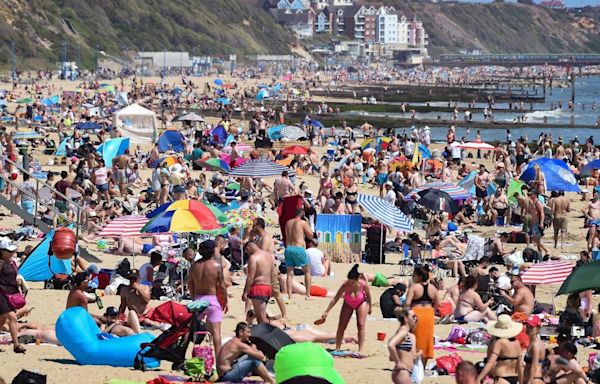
[384,190,396,206]
[450,141,462,159]
[306,248,325,276]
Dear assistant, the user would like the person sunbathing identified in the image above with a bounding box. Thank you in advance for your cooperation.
[0,322,59,346]
[453,276,496,323]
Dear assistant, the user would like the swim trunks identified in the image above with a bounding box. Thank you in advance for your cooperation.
[194,295,223,323]
[587,219,600,227]
[553,216,568,231]
[285,246,308,268]
[248,284,272,303]
[371,272,389,287]
[530,223,543,237]
[142,244,153,254]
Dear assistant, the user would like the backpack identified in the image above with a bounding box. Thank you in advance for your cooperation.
[116,258,131,278]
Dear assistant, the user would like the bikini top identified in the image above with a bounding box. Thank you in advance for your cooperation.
[396,335,413,352]
[412,283,433,304]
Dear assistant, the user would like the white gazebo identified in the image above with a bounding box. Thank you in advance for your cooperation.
[113,103,157,143]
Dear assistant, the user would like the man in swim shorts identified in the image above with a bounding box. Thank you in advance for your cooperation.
[284,208,314,301]
[242,242,273,324]
[188,240,228,355]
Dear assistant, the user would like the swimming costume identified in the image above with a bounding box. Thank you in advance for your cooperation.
[587,219,600,227]
[376,173,388,185]
[142,244,153,254]
[248,284,272,303]
[412,283,433,305]
[343,280,366,310]
[396,334,413,352]
[194,295,223,323]
[285,246,308,268]
[371,272,389,287]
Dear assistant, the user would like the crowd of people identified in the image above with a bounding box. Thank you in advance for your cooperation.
[1,67,600,384]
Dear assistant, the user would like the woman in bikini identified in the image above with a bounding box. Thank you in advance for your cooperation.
[388,309,420,384]
[453,276,496,323]
[344,177,358,214]
[318,172,333,210]
[477,314,524,384]
[319,264,372,353]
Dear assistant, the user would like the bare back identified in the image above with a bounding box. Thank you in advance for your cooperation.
[285,217,311,247]
[189,259,220,297]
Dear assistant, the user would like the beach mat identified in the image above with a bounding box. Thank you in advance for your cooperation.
[327,349,369,359]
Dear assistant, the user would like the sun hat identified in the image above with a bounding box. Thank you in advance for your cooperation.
[0,237,17,252]
[384,181,393,187]
[275,342,344,384]
[486,314,523,339]
[169,163,183,174]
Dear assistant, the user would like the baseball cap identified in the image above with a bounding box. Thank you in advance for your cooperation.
[0,237,17,252]
[275,342,344,384]
[526,315,541,328]
[105,306,119,317]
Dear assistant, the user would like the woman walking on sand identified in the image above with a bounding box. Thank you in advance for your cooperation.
[319,264,372,353]
[0,238,26,353]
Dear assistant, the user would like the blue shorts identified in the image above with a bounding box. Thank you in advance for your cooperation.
[285,246,308,268]
[376,173,388,185]
[142,244,153,254]
[97,183,109,192]
[219,355,261,382]
[21,200,34,215]
[531,223,543,237]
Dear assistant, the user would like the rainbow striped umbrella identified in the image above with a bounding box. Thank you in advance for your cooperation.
[198,157,230,171]
[406,182,471,201]
[143,199,224,233]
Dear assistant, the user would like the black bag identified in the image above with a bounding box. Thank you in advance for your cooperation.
[12,370,47,384]
[116,258,131,277]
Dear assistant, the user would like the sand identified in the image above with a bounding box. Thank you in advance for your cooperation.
[0,76,592,384]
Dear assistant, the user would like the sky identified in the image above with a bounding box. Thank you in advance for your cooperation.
[457,0,599,6]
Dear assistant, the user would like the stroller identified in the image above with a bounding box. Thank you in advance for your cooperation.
[134,301,207,371]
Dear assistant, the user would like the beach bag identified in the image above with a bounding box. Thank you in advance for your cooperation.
[466,330,490,345]
[11,370,47,384]
[192,332,214,375]
[441,326,466,343]
[1,290,26,310]
[185,357,206,379]
[436,353,463,374]
[411,359,424,383]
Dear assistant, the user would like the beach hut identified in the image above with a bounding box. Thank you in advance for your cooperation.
[113,103,157,143]
[157,129,185,152]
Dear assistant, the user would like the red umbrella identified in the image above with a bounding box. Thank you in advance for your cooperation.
[281,145,309,156]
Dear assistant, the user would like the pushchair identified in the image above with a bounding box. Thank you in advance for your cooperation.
[134,301,207,371]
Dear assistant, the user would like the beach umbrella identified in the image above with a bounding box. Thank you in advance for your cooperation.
[458,170,477,196]
[216,97,230,105]
[276,157,293,167]
[581,159,600,177]
[13,131,43,141]
[151,156,178,168]
[282,145,309,156]
[142,209,222,233]
[198,157,230,172]
[96,215,149,237]
[220,153,245,167]
[268,124,284,141]
[406,182,471,201]
[226,159,296,178]
[214,79,224,86]
[520,157,580,193]
[281,126,307,140]
[97,137,129,167]
[226,182,240,191]
[177,112,204,122]
[16,97,33,104]
[415,189,459,213]
[521,261,574,285]
[75,121,102,130]
[458,142,497,151]
[557,261,600,295]
[147,199,223,220]
[357,194,413,232]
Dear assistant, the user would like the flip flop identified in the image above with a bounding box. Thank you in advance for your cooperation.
[314,317,326,325]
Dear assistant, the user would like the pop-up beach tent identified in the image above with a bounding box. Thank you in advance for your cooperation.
[113,103,157,143]
[97,137,130,167]
[19,229,72,282]
[157,129,185,152]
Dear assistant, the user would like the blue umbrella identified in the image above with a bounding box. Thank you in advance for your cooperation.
[214,79,224,87]
[75,122,102,130]
[310,119,324,129]
[257,84,268,89]
[520,157,580,193]
[97,137,130,167]
[582,159,600,177]
[216,97,230,105]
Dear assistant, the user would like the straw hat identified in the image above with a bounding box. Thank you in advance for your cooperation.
[169,163,183,174]
[485,314,523,339]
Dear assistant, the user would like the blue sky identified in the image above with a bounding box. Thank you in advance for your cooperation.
[459,0,599,5]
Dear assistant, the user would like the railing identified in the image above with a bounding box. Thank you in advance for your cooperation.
[0,156,90,238]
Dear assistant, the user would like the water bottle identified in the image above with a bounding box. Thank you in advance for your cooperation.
[95,293,104,310]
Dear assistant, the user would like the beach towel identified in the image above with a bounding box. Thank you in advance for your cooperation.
[277,195,303,244]
[413,306,435,359]
[327,349,369,359]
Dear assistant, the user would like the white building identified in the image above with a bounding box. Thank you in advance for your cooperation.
[331,0,353,6]
[376,6,397,45]
[397,15,409,48]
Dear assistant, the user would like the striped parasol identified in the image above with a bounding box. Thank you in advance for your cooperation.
[357,194,413,232]
[406,182,471,201]
[227,160,296,178]
[97,215,149,237]
[520,261,574,285]
[281,125,307,140]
